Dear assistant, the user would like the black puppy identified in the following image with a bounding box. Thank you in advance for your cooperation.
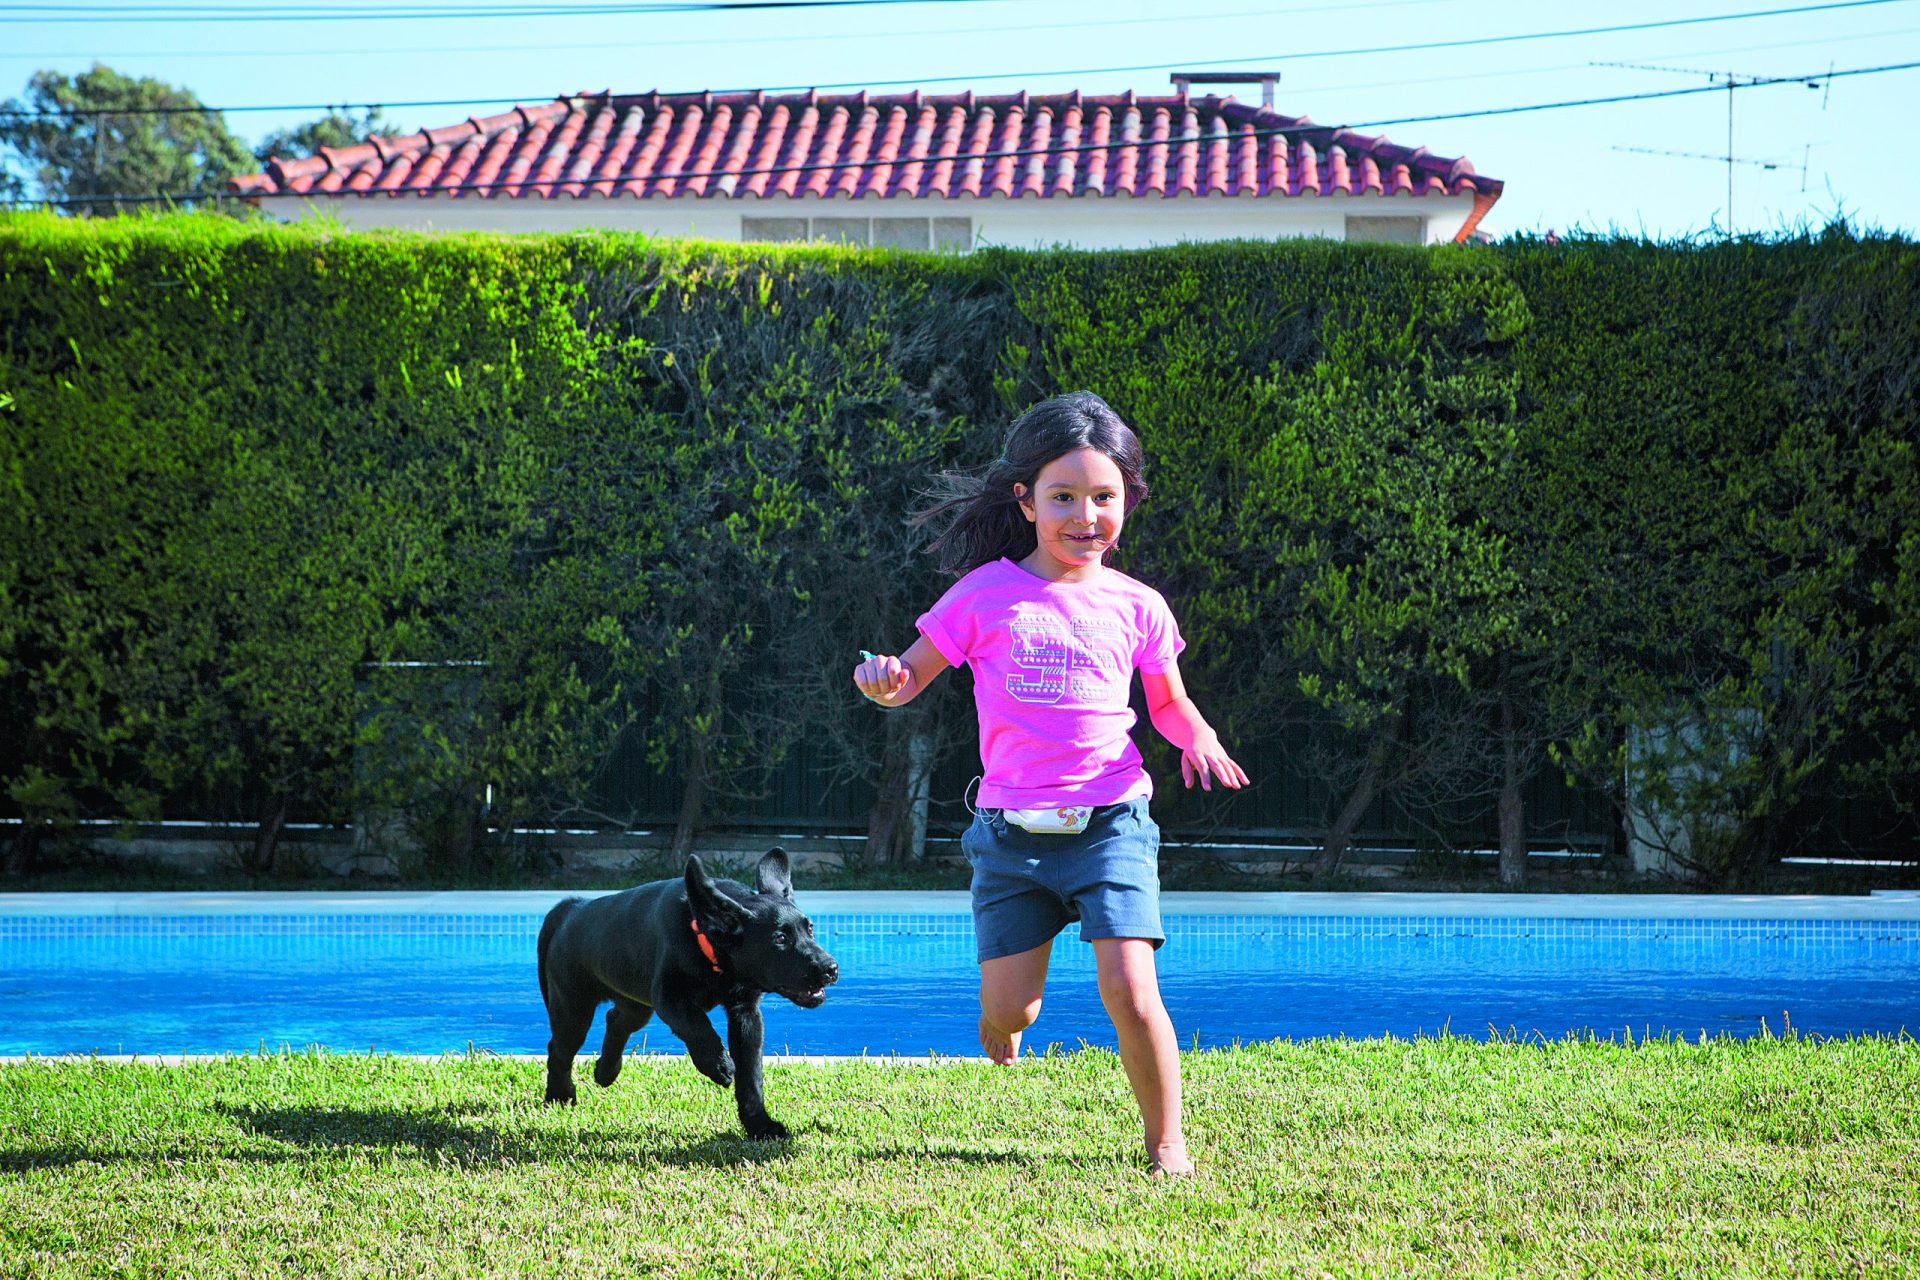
[536,847,839,1139]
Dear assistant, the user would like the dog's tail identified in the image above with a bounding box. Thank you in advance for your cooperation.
[537,897,583,1012]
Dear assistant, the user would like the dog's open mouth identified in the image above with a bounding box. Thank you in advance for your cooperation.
[784,987,829,1008]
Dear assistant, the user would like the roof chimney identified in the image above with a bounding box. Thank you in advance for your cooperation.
[1169,70,1280,109]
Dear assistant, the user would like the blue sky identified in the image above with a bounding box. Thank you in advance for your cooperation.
[4,0,1917,239]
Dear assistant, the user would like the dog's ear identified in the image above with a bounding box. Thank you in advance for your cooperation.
[755,847,794,900]
[684,856,748,935]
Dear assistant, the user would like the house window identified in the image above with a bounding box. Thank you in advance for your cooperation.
[872,218,930,250]
[933,218,973,252]
[740,215,973,252]
[1345,216,1425,245]
[811,217,869,245]
[740,217,808,242]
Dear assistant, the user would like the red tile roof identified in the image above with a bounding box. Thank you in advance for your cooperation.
[232,88,1501,206]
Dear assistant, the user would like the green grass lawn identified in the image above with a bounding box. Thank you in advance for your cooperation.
[4,1037,1916,1277]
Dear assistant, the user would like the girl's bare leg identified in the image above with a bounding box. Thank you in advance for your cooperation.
[977,941,1052,1065]
[1092,937,1193,1175]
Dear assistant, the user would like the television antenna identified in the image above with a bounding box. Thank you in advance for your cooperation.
[1611,144,1817,192]
[1593,60,1830,233]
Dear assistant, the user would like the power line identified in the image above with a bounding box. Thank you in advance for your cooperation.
[0,0,1455,59]
[0,0,926,6]
[13,56,1915,210]
[0,0,989,22]
[1311,22,1920,97]
[1,0,1911,115]
[1336,65,1852,130]
[9,14,1913,105]
[5,0,889,6]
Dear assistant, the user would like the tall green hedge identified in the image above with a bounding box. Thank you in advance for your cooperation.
[1,212,1914,883]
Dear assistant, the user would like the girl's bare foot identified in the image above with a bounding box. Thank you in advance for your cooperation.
[1147,1139,1194,1177]
[978,1014,1019,1064]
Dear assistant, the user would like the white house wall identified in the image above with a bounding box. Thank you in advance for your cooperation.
[257,192,1481,248]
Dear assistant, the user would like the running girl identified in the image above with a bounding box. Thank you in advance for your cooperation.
[853,390,1247,1177]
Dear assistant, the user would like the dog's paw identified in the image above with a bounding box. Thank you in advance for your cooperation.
[743,1116,790,1142]
[593,1055,622,1088]
[544,1083,577,1106]
[697,1051,735,1088]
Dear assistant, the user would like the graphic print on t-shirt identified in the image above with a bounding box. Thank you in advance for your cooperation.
[1005,615,1127,706]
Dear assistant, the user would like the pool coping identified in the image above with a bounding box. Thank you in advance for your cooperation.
[4,889,1918,920]
[0,1052,960,1067]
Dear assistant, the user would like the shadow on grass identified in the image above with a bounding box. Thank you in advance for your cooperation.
[2,1103,1043,1173]
[0,1102,796,1172]
[218,1102,815,1169]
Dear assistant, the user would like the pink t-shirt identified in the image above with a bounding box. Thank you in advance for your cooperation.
[917,557,1186,809]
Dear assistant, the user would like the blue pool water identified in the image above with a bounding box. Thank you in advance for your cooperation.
[4,910,1917,1057]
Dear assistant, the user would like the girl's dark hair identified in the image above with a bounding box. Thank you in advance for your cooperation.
[915,390,1148,577]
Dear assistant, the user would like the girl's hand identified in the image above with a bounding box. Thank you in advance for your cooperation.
[1180,731,1249,792]
[854,650,911,705]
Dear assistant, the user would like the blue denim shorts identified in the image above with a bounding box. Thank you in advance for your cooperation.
[961,795,1164,963]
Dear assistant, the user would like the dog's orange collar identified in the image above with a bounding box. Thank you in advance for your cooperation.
[689,916,723,974]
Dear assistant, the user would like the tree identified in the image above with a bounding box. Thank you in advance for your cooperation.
[1513,234,1920,886]
[761,264,1015,866]
[254,108,399,164]
[0,64,252,212]
[996,242,1335,844]
[1244,250,1541,878]
[0,217,559,877]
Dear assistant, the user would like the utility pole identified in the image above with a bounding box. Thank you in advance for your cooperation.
[1725,72,1734,233]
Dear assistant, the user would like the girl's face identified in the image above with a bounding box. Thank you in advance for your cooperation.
[1013,447,1127,581]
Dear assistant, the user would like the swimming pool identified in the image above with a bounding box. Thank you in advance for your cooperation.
[4,891,1917,1057]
